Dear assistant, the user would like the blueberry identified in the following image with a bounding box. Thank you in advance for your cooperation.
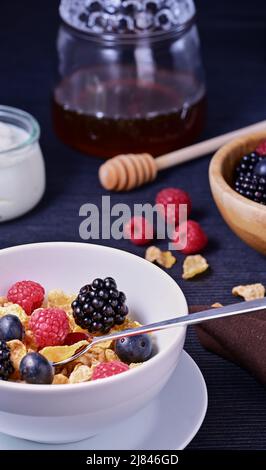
[0,315,24,341]
[255,160,266,177]
[19,353,54,384]
[115,334,153,364]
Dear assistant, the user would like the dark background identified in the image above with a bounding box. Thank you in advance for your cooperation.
[0,0,266,449]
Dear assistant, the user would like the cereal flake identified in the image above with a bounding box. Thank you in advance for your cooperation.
[40,340,88,363]
[69,365,92,384]
[129,362,143,369]
[182,255,209,280]
[47,290,76,314]
[232,283,265,301]
[145,246,176,269]
[53,374,69,385]
[7,340,27,377]
[0,304,28,326]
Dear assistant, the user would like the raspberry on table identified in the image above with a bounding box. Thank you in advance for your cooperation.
[174,219,208,254]
[124,216,154,246]
[156,187,192,226]
[29,307,70,348]
[7,280,45,315]
[92,360,129,380]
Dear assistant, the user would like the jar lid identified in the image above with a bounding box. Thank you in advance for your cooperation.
[59,0,195,35]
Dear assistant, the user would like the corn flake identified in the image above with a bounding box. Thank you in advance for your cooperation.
[53,374,69,385]
[69,365,92,384]
[40,340,88,363]
[7,340,27,377]
[24,329,38,351]
[129,363,143,369]
[145,246,176,269]
[95,339,113,350]
[232,283,265,301]
[182,254,209,280]
[0,304,28,327]
[47,290,76,314]
[105,349,119,362]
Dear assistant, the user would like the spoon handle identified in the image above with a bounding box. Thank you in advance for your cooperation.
[93,298,266,343]
[53,298,266,367]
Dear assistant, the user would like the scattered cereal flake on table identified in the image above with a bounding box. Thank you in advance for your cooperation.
[47,290,76,314]
[0,304,28,326]
[105,349,119,362]
[7,340,27,377]
[232,283,265,301]
[39,340,88,363]
[145,246,176,269]
[145,246,161,263]
[129,363,143,369]
[182,254,209,280]
[69,364,92,384]
[212,303,223,308]
[160,251,176,269]
[53,374,69,385]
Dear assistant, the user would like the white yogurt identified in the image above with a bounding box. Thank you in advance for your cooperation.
[0,108,46,222]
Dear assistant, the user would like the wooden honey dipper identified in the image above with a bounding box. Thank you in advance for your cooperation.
[99,120,266,191]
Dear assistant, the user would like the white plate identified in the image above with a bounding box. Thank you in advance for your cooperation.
[0,351,207,450]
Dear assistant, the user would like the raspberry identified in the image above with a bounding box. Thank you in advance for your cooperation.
[124,216,154,246]
[29,307,70,348]
[92,361,129,380]
[174,219,208,254]
[255,140,266,156]
[7,281,45,315]
[156,188,192,225]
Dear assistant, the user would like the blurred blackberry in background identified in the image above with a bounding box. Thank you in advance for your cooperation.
[234,152,266,205]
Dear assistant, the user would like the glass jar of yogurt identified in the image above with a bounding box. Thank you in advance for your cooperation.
[0,106,45,222]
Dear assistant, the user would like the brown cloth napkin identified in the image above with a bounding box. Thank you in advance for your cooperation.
[189,305,266,386]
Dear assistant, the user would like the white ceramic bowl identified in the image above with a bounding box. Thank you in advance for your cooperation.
[0,242,187,444]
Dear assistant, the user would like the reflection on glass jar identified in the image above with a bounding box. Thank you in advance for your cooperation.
[53,0,206,158]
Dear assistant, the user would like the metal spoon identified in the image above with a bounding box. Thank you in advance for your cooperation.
[53,298,266,367]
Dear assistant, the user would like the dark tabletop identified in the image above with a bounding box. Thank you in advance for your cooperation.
[0,0,266,450]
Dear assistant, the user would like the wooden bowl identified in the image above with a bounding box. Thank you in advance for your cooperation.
[209,131,266,255]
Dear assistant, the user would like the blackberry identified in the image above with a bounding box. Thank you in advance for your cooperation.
[0,340,14,381]
[72,277,129,334]
[234,152,266,205]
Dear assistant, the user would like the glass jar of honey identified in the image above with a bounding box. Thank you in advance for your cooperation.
[53,0,206,158]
